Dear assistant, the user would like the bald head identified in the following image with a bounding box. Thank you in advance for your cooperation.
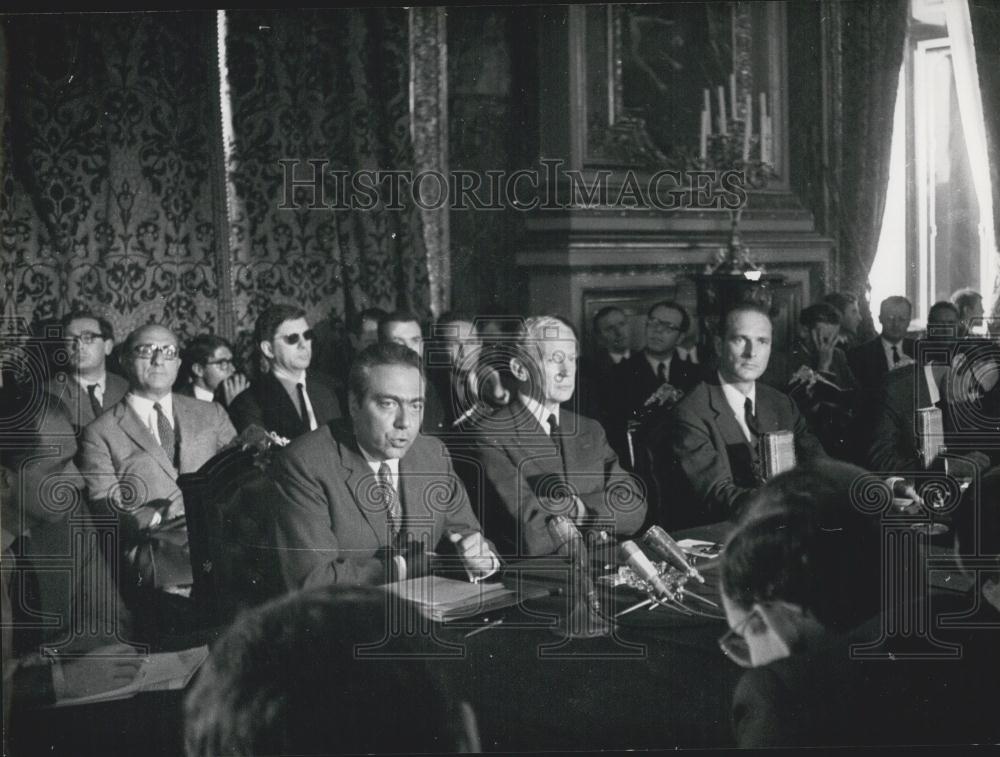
[124,324,181,400]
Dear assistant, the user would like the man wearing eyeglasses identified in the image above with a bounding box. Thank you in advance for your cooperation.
[176,334,248,407]
[229,304,342,441]
[78,324,237,631]
[44,311,129,434]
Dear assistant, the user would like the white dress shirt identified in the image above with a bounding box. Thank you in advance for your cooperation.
[718,373,757,444]
[520,392,559,433]
[76,372,107,407]
[608,349,630,365]
[882,337,906,369]
[192,384,215,403]
[272,366,318,431]
[646,352,673,382]
[127,392,174,445]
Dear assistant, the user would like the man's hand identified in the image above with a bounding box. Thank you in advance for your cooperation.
[221,373,250,405]
[449,531,498,580]
[56,644,142,700]
[810,325,837,373]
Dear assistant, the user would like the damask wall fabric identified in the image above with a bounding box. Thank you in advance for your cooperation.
[2,13,222,344]
[225,9,429,359]
[2,9,431,362]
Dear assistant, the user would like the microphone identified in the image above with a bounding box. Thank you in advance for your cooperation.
[619,540,671,599]
[641,525,705,583]
[547,514,584,556]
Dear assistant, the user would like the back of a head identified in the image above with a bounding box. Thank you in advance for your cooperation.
[184,586,471,756]
[722,460,882,632]
[378,309,422,341]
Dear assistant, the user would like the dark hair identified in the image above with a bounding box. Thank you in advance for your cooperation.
[348,307,388,337]
[721,460,882,632]
[183,586,471,756]
[799,303,841,329]
[61,310,114,341]
[435,311,475,328]
[592,306,625,333]
[177,334,233,388]
[822,292,857,314]
[377,310,422,342]
[722,303,772,336]
[950,288,982,315]
[879,295,912,314]
[254,304,307,347]
[348,342,424,401]
[928,300,960,324]
[647,300,690,333]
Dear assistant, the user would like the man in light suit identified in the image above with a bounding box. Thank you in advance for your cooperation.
[663,304,826,526]
[228,304,342,441]
[270,342,497,589]
[79,324,236,607]
[468,315,647,556]
[44,311,129,435]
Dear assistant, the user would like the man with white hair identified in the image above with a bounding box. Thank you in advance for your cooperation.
[469,315,647,556]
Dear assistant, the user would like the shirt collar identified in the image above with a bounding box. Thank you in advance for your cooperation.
[608,349,630,364]
[127,391,173,419]
[519,392,558,433]
[718,372,756,413]
[646,351,672,376]
[881,336,903,355]
[75,372,107,392]
[356,444,400,477]
[271,365,307,386]
[192,384,215,402]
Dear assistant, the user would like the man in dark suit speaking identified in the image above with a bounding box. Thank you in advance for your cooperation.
[270,342,497,589]
[666,304,825,525]
[468,315,647,556]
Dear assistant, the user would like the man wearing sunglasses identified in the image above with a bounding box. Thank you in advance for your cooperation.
[44,311,129,434]
[78,324,237,636]
[229,304,342,441]
[176,334,248,407]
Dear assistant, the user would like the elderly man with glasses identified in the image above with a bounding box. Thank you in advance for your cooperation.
[228,304,342,441]
[78,324,236,638]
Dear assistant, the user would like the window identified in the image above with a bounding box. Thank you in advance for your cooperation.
[871,0,996,325]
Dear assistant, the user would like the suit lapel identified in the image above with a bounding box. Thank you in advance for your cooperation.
[706,383,752,448]
[115,401,176,478]
[267,373,306,437]
[340,437,388,543]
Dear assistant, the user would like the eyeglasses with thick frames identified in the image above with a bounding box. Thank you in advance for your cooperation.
[277,330,315,346]
[133,344,180,361]
[66,331,104,345]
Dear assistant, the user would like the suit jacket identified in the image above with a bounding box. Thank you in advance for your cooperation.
[468,399,647,556]
[270,419,484,589]
[665,378,826,525]
[228,369,342,440]
[44,371,129,434]
[848,336,915,391]
[78,394,237,588]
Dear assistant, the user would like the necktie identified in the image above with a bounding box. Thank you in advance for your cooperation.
[153,402,176,465]
[744,397,761,439]
[378,462,402,535]
[547,413,567,473]
[86,383,103,418]
[296,383,308,423]
[892,345,901,365]
[657,361,667,384]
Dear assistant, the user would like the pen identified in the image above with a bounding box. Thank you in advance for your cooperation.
[464,617,504,638]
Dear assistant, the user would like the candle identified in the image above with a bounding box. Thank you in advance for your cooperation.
[700,109,709,161]
[717,86,727,135]
[742,93,753,162]
[762,114,772,166]
[759,92,768,161]
[704,88,711,115]
[729,73,737,115]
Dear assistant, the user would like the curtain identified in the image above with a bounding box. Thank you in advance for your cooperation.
[224,9,429,358]
[834,0,909,310]
[1,13,223,343]
[967,0,1000,314]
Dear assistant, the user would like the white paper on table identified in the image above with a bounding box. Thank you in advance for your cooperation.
[50,645,210,708]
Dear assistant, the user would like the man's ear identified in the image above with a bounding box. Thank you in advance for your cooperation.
[509,356,529,383]
[714,333,723,357]
[260,340,274,361]
[102,339,114,358]
[191,362,206,379]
